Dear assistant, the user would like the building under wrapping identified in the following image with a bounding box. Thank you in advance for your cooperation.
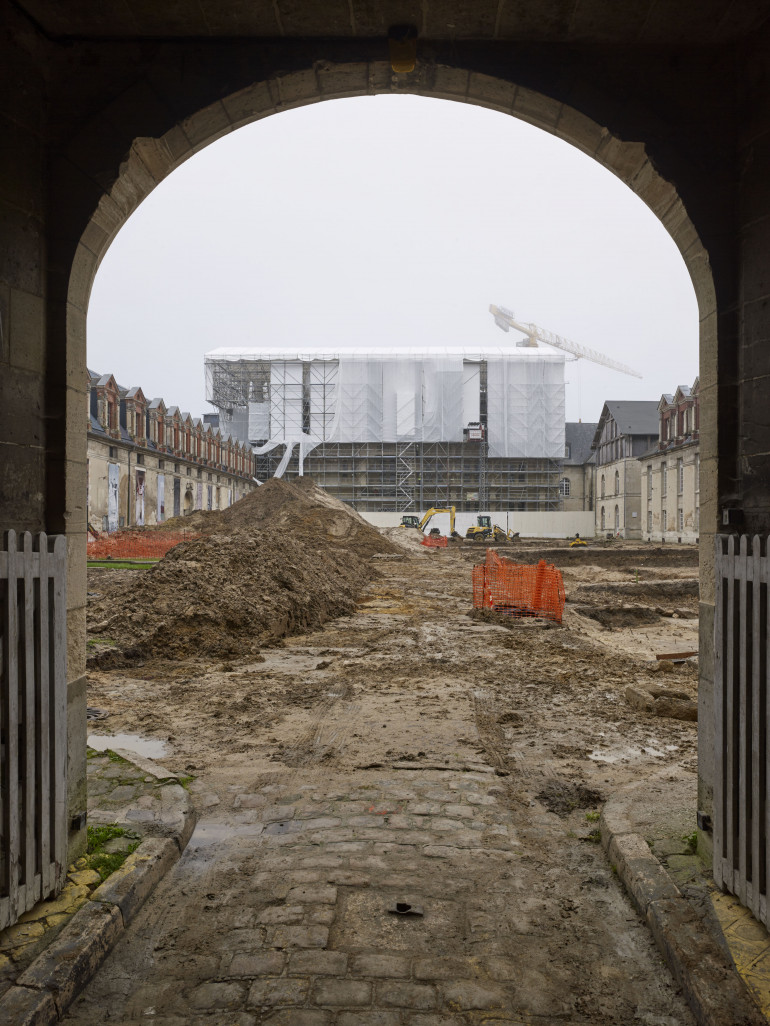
[204,346,566,512]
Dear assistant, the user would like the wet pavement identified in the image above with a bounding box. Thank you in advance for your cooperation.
[64,765,695,1025]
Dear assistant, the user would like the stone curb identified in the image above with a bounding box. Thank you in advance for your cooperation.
[600,805,766,1026]
[0,773,196,1026]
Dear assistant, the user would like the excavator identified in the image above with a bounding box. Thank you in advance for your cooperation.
[400,507,461,538]
[465,515,519,544]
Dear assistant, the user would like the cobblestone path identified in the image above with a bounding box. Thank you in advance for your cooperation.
[66,765,694,1025]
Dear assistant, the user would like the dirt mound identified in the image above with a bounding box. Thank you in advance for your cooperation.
[380,527,428,553]
[87,479,397,663]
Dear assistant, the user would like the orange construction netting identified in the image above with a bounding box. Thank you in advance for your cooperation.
[87,529,199,561]
[421,534,448,548]
[472,549,566,623]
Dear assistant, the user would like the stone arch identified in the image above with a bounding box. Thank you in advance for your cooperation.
[65,60,716,709]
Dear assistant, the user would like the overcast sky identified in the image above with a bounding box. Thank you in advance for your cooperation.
[87,94,698,426]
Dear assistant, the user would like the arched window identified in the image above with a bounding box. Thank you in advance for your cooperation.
[614,470,620,495]
[614,505,620,530]
[559,477,570,497]
[600,475,605,498]
[601,507,606,530]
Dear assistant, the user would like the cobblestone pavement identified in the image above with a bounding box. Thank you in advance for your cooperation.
[66,764,694,1025]
[0,748,189,998]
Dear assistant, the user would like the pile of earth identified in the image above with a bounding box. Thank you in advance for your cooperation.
[87,478,398,663]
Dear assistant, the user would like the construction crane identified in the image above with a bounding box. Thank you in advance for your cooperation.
[489,304,642,379]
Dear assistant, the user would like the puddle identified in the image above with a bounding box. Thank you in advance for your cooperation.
[88,733,168,759]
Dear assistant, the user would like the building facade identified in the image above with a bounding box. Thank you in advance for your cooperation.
[639,381,700,543]
[206,346,567,512]
[88,372,257,532]
[592,401,659,539]
[560,422,597,513]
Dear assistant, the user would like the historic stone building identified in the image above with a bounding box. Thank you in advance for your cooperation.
[560,422,597,514]
[639,380,700,544]
[592,401,659,539]
[88,371,257,532]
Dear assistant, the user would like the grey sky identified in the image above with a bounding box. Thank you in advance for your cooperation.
[87,95,698,425]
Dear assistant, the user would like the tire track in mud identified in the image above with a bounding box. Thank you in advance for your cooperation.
[280,680,359,768]
[472,688,597,813]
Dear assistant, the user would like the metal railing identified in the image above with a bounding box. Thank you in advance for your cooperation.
[0,531,67,930]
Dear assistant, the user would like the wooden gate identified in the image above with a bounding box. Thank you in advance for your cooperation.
[714,533,770,925]
[0,531,67,930]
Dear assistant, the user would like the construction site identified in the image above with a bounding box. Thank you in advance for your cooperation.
[32,478,737,1026]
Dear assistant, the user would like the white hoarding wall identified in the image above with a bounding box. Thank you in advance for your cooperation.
[486,355,565,459]
[204,347,566,457]
[361,510,596,539]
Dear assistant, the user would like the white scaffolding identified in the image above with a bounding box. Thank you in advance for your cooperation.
[204,346,565,458]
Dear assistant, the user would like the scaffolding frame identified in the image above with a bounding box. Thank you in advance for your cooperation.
[255,440,562,512]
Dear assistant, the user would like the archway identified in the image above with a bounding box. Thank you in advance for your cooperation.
[65,61,716,863]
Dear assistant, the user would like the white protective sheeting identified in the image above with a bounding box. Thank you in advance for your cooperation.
[327,357,383,442]
[422,359,464,441]
[309,361,338,442]
[270,360,304,439]
[462,362,481,424]
[248,400,270,441]
[486,354,565,458]
[205,346,566,455]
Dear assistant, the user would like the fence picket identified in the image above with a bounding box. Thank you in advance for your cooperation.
[0,530,67,930]
[714,535,725,889]
[715,533,770,927]
[36,533,51,897]
[738,533,749,904]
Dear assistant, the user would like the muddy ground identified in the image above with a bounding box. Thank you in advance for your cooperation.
[78,537,701,1025]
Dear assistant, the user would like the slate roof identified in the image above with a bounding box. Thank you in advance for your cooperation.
[592,401,659,448]
[564,422,597,466]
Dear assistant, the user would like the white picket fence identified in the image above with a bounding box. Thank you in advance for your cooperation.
[714,533,770,925]
[0,531,68,931]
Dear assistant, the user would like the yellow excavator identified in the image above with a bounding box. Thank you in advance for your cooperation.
[400,507,461,538]
[464,514,519,544]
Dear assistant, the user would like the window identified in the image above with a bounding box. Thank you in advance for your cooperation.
[662,509,668,531]
[614,505,619,531]
[158,459,165,470]
[661,464,667,496]
[109,446,118,459]
[197,469,202,479]
[565,444,571,459]
[601,507,606,530]
[601,475,605,499]
[647,510,652,532]
[614,470,620,495]
[174,463,180,473]
[677,458,683,494]
[678,508,683,531]
[559,477,570,497]
[136,452,144,465]
[647,465,652,499]
[186,467,191,477]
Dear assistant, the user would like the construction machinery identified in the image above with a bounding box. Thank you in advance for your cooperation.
[489,304,643,378]
[400,507,460,538]
[465,515,518,544]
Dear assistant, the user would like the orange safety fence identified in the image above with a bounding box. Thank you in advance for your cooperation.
[421,534,448,548]
[472,549,565,623]
[87,529,199,561]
